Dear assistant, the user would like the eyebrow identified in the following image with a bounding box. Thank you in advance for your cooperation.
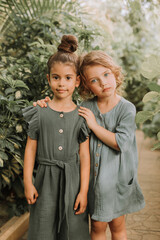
[51,73,74,76]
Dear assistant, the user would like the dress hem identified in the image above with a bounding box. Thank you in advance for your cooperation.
[90,201,145,222]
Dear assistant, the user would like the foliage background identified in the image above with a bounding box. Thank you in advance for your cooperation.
[0,0,160,217]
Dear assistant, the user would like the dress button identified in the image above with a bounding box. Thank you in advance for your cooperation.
[60,113,64,118]
[59,129,63,133]
[96,153,99,157]
[98,143,101,147]
[58,146,63,151]
[95,163,98,167]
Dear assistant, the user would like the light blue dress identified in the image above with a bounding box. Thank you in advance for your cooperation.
[82,97,145,222]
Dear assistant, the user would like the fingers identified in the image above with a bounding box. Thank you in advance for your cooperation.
[45,96,51,102]
[33,102,37,107]
[75,205,86,215]
[78,107,92,116]
[74,198,79,211]
[79,106,90,112]
[33,96,51,108]
[37,100,47,108]
[74,197,86,215]
[26,191,38,205]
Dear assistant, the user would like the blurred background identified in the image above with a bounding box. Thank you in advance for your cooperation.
[0,0,159,239]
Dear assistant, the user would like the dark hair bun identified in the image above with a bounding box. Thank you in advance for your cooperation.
[58,35,78,53]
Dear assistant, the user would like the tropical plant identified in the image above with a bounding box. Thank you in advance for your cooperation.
[136,55,160,150]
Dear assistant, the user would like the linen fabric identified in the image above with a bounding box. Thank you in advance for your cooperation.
[23,104,91,240]
[81,97,145,222]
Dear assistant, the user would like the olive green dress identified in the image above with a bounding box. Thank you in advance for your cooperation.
[23,104,91,240]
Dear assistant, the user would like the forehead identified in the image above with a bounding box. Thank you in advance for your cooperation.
[50,62,76,74]
[84,65,111,78]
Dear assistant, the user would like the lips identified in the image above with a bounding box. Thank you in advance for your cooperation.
[103,87,111,92]
[57,89,67,93]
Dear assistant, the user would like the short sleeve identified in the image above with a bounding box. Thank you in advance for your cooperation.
[78,120,91,144]
[115,103,136,152]
[22,106,39,140]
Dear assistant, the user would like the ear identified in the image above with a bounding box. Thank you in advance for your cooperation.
[75,75,80,88]
[47,74,50,85]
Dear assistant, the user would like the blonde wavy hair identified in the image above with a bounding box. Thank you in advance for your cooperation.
[78,51,124,99]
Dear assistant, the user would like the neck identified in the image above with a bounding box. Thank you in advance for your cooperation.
[49,96,76,112]
[97,94,121,113]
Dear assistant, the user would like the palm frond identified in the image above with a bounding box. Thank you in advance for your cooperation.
[0,0,81,33]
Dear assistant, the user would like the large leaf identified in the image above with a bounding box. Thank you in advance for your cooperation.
[136,111,153,124]
[140,55,160,79]
[142,91,159,103]
[0,151,8,160]
[148,83,160,93]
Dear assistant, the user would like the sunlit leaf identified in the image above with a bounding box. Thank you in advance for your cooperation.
[136,111,153,124]
[142,91,159,103]
[0,158,4,167]
[157,132,160,141]
[140,55,160,79]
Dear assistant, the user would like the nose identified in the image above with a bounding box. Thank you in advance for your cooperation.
[100,77,107,87]
[58,78,65,86]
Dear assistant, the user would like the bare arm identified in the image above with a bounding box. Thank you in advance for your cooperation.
[23,136,38,204]
[78,107,120,151]
[74,138,90,214]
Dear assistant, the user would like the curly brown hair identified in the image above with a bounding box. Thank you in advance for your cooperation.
[78,50,124,99]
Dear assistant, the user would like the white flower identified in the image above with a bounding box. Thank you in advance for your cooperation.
[15,91,22,99]
[157,79,160,86]
[16,124,23,133]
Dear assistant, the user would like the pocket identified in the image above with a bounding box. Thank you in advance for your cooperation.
[115,178,135,212]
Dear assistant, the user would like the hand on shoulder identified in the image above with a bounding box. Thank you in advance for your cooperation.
[33,96,51,108]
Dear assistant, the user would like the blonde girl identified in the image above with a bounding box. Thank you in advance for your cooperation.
[78,50,145,240]
[23,35,91,240]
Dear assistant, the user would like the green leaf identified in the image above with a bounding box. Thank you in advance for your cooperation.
[6,141,15,152]
[140,55,160,79]
[151,142,160,151]
[14,155,23,168]
[157,132,160,141]
[1,174,10,185]
[5,88,16,95]
[0,158,4,167]
[14,80,29,90]
[136,111,153,124]
[142,91,159,103]
[148,83,160,93]
[0,151,8,160]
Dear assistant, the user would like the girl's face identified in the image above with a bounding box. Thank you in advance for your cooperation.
[84,65,117,99]
[47,62,80,100]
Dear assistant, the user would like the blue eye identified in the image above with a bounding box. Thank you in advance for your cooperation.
[91,79,98,83]
[104,73,108,77]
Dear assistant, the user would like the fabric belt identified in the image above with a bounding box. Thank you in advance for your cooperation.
[37,154,79,240]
